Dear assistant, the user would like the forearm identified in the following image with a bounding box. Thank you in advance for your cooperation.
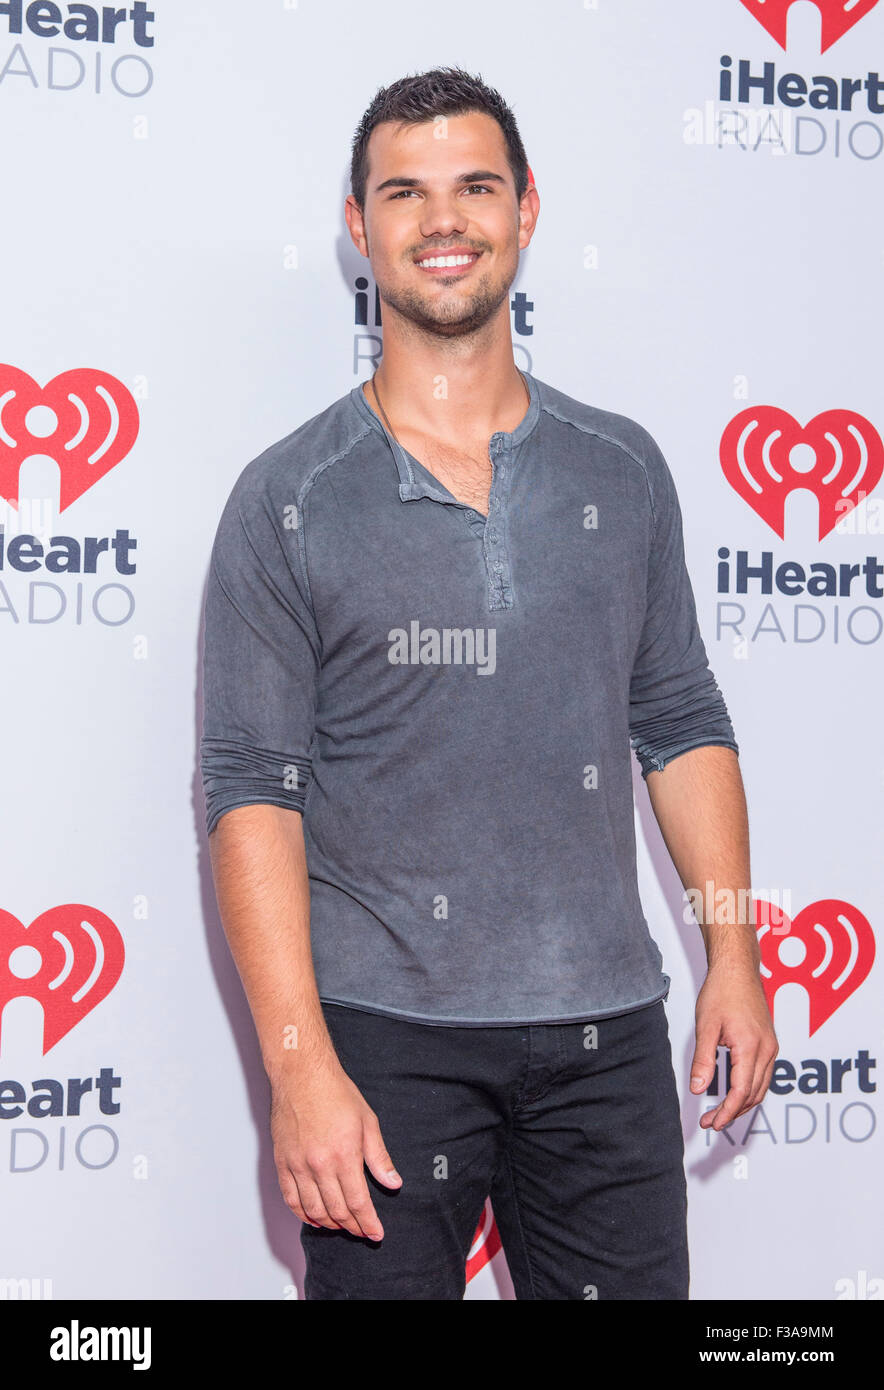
[644,744,758,972]
[207,803,337,1086]
[645,744,778,1124]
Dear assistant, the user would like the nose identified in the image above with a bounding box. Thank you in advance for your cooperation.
[418,190,468,241]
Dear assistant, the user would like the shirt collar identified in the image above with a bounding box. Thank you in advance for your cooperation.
[349,369,541,502]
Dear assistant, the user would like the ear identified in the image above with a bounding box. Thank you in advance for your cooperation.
[518,168,540,251]
[345,195,369,258]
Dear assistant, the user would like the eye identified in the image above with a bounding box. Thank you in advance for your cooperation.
[464,184,492,194]
[389,189,418,199]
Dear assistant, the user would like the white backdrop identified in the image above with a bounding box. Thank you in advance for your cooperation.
[1,0,881,1301]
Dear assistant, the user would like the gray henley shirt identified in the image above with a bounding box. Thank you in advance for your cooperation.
[200,370,739,1026]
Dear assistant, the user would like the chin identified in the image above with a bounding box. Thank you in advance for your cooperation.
[416,304,501,337]
[382,280,511,338]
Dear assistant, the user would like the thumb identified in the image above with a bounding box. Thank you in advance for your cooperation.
[363,1114,403,1188]
[690,1022,720,1094]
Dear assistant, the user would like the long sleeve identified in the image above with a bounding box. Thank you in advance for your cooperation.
[200,466,320,835]
[628,431,738,778]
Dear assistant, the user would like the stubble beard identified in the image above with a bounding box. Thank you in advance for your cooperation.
[376,253,517,341]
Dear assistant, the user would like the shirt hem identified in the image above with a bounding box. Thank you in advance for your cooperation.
[317,980,671,1029]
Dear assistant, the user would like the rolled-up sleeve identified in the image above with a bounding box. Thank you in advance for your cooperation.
[200,469,320,835]
[628,432,738,778]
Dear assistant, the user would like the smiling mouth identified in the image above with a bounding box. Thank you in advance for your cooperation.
[414,251,482,274]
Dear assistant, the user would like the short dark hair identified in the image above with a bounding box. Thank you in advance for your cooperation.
[350,66,529,208]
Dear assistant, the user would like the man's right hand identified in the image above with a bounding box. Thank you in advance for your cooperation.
[270,1060,402,1241]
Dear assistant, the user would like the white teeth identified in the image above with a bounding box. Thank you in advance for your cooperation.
[418,254,476,268]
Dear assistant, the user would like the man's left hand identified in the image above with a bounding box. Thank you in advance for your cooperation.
[689,965,778,1130]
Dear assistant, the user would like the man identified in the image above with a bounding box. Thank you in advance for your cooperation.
[201,67,777,1301]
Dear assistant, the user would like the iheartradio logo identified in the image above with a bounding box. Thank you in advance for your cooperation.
[720,407,884,541]
[0,904,125,1055]
[466,1198,502,1284]
[757,898,875,1035]
[0,365,139,513]
[739,0,880,52]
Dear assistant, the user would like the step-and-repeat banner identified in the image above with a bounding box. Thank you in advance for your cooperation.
[1,0,881,1301]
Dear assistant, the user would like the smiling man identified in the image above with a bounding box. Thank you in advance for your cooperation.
[200,67,777,1301]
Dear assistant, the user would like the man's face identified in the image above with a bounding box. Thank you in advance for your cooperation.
[347,110,536,339]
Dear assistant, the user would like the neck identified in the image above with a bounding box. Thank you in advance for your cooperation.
[366,299,529,443]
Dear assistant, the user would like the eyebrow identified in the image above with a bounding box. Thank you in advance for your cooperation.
[373,170,508,193]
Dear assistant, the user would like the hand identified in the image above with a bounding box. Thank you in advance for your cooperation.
[270,1060,402,1240]
[689,964,778,1131]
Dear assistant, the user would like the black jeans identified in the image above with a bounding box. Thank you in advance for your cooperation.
[300,998,689,1300]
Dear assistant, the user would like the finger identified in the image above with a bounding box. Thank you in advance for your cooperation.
[700,1103,722,1131]
[362,1114,403,1190]
[709,1049,756,1130]
[292,1171,341,1231]
[338,1166,384,1242]
[277,1169,323,1228]
[720,1043,766,1124]
[747,1045,778,1112]
[690,1024,720,1095]
[736,1033,778,1118]
[742,1045,770,1115]
[314,1171,366,1239]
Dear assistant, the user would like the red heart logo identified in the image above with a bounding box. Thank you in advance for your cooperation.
[0,365,139,512]
[756,898,875,1035]
[739,0,880,53]
[466,1199,502,1283]
[719,406,884,541]
[0,904,125,1054]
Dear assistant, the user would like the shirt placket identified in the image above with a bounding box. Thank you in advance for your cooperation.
[396,442,516,612]
[482,433,514,611]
